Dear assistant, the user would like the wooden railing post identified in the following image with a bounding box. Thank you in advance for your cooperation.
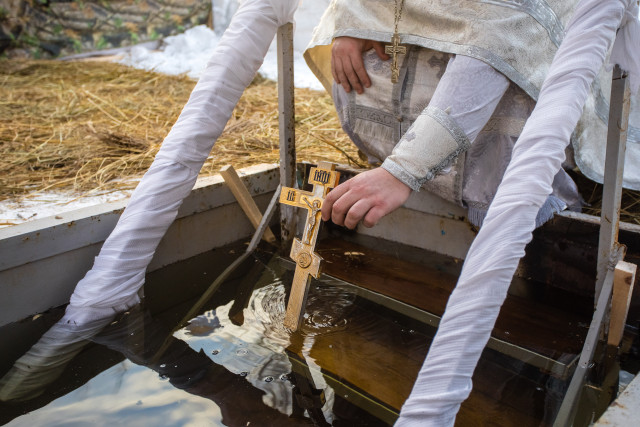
[277,22,297,248]
[554,64,631,427]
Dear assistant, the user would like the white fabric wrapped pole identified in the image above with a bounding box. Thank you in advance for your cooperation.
[0,306,115,401]
[610,1,640,93]
[64,0,298,324]
[396,0,631,425]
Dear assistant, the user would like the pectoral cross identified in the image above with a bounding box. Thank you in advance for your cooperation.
[385,33,406,84]
[279,161,340,330]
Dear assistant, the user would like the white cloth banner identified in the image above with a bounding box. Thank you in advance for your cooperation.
[66,0,299,322]
[396,0,632,425]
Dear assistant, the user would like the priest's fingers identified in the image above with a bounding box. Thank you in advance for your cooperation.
[322,180,349,221]
[370,40,390,61]
[333,56,354,93]
[322,168,411,229]
[337,55,365,94]
[349,52,371,93]
[332,38,354,92]
[344,199,375,229]
[323,181,361,227]
[330,186,367,228]
[332,37,371,94]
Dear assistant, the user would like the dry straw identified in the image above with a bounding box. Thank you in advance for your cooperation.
[0,59,365,203]
[1,59,639,224]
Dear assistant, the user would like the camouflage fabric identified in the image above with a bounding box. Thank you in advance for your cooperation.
[0,0,211,58]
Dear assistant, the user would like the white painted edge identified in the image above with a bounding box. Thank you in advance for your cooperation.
[0,163,278,239]
[594,373,640,425]
[558,210,640,234]
[0,164,279,271]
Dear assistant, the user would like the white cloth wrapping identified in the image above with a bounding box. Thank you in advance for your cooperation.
[65,0,299,322]
[0,305,115,401]
[610,1,640,94]
[395,0,630,425]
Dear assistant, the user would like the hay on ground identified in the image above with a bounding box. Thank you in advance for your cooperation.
[0,59,365,202]
[1,59,639,225]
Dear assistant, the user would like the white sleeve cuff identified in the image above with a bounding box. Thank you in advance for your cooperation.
[382,106,470,191]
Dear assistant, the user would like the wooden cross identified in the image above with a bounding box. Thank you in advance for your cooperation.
[385,33,406,84]
[279,161,340,330]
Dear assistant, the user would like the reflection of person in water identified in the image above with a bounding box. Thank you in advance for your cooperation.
[95,308,311,426]
[0,306,309,426]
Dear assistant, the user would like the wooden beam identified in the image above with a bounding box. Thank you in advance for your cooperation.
[595,65,631,302]
[608,260,637,346]
[277,22,297,247]
[220,165,277,244]
[317,239,590,362]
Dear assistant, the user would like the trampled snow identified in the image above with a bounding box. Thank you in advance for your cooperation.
[118,25,222,80]
[118,0,329,89]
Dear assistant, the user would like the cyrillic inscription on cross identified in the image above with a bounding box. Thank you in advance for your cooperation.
[279,161,340,330]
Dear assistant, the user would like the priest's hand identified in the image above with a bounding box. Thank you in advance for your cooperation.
[332,36,389,94]
[321,167,411,229]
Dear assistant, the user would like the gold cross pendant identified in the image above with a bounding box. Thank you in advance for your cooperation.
[279,161,340,330]
[385,33,406,84]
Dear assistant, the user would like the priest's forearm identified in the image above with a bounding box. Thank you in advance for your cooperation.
[382,55,510,190]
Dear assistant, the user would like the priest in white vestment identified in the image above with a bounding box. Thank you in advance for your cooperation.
[304,0,639,229]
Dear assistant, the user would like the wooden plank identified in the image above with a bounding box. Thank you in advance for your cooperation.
[317,238,590,360]
[220,165,276,244]
[608,260,637,346]
[0,164,279,272]
[354,205,476,260]
[0,165,280,327]
[596,64,631,301]
[0,197,277,327]
[287,300,552,425]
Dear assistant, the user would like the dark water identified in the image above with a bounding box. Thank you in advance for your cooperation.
[0,240,632,426]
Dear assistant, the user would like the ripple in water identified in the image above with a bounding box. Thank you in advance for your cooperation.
[301,283,356,335]
[250,282,290,341]
[250,280,357,338]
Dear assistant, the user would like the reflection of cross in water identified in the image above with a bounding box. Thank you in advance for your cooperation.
[279,162,340,330]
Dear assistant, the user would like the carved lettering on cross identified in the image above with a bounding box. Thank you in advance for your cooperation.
[279,161,340,330]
